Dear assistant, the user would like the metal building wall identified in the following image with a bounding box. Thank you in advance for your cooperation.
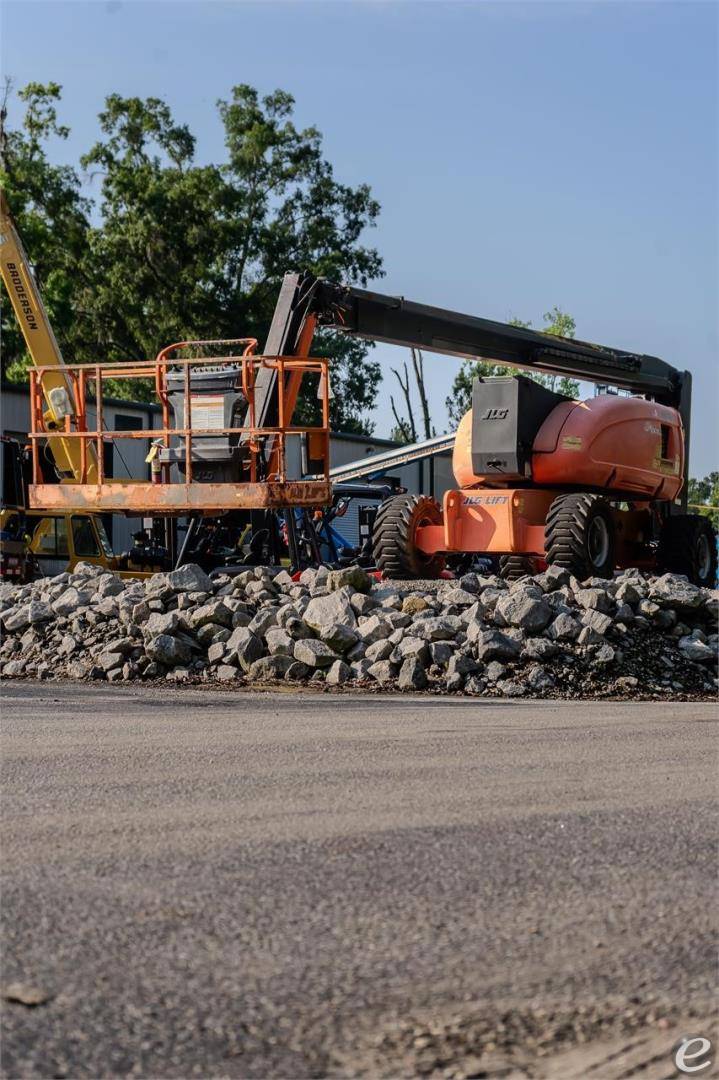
[0,385,162,555]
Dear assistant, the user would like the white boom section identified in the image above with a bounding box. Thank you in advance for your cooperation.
[324,433,455,484]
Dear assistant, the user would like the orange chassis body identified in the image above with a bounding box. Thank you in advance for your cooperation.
[415,487,655,569]
[419,393,685,568]
[416,488,552,558]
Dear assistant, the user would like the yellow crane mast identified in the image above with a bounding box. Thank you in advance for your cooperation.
[0,193,131,580]
[0,190,98,483]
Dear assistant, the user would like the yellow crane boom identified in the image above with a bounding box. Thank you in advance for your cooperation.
[0,191,98,483]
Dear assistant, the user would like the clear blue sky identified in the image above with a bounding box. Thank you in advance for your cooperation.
[3,0,717,474]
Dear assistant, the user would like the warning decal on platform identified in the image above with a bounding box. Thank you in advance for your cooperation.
[190,394,225,431]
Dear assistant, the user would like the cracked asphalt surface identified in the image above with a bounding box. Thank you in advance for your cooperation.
[1,682,716,1077]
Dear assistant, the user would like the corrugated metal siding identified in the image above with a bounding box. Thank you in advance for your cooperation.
[0,385,32,439]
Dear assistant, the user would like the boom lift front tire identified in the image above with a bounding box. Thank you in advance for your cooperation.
[658,514,718,587]
[499,555,539,581]
[544,492,616,580]
[373,493,445,579]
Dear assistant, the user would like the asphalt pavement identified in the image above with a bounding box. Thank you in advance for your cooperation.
[1,682,717,1078]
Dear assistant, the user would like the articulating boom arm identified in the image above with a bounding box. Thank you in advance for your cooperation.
[307,277,687,406]
[259,272,691,504]
[263,271,688,406]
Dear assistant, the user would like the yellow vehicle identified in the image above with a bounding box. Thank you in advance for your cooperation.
[1,503,162,581]
[0,196,169,579]
[25,512,114,577]
[0,426,116,581]
[0,191,99,483]
[0,193,149,578]
[0,509,112,578]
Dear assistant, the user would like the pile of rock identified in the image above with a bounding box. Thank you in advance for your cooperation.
[1,561,716,698]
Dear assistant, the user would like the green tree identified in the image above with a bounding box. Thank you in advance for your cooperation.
[388,348,435,445]
[445,308,580,429]
[687,472,719,528]
[2,83,383,433]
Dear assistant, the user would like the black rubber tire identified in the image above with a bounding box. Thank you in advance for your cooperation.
[499,555,539,581]
[657,514,718,587]
[544,492,616,580]
[373,493,445,579]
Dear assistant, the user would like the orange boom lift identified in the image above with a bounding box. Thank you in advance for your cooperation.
[255,274,715,586]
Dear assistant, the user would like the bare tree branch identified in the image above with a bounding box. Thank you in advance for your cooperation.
[411,348,434,440]
[390,361,417,442]
[390,394,412,443]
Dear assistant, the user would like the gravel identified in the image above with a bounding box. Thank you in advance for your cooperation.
[1,562,716,699]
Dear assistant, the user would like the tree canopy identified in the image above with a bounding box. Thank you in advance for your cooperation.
[445,308,580,429]
[1,82,383,433]
[687,472,719,528]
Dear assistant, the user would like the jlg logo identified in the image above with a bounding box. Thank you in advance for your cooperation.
[480,408,509,420]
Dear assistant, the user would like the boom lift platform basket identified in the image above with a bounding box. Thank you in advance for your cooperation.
[28,339,332,515]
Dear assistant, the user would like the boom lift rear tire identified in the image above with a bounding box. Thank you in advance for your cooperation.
[499,555,539,581]
[544,492,616,580]
[657,514,717,587]
[373,493,444,579]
